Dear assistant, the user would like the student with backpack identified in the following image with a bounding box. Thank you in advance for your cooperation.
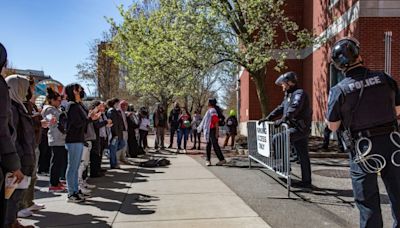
[197,98,226,166]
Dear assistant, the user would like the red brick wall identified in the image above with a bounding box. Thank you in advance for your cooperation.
[359,17,400,81]
[239,70,250,122]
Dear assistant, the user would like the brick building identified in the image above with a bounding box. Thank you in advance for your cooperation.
[239,0,400,136]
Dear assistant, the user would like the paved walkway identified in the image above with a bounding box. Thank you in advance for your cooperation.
[20,152,270,228]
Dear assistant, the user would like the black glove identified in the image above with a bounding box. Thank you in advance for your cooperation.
[258,115,272,125]
[274,119,285,128]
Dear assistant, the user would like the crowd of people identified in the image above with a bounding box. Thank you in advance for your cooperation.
[0,43,239,228]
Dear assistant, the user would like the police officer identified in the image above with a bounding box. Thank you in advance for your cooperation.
[259,71,312,188]
[326,37,400,228]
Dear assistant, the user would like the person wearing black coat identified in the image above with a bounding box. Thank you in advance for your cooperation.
[5,75,36,228]
[106,98,126,169]
[0,43,24,228]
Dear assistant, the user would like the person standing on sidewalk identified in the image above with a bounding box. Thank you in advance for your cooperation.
[42,88,67,192]
[64,84,98,202]
[327,37,400,228]
[117,100,129,164]
[223,110,238,149]
[106,98,126,169]
[153,103,167,150]
[190,110,202,150]
[168,102,181,149]
[197,98,226,166]
[138,107,150,152]
[5,75,36,228]
[90,101,112,178]
[177,108,191,153]
[0,43,24,228]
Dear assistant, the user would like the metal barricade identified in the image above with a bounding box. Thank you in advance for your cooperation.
[247,121,292,197]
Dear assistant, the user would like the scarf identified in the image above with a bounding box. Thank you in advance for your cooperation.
[6,75,29,113]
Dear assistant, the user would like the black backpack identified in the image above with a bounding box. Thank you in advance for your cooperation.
[57,101,74,134]
[215,106,225,126]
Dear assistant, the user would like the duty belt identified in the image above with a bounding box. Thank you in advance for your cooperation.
[352,124,398,139]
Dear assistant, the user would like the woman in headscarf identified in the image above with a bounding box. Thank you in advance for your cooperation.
[5,75,35,228]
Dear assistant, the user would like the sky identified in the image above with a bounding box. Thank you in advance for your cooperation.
[1,0,133,93]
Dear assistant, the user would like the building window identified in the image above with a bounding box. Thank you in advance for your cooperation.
[384,31,392,75]
[329,63,345,88]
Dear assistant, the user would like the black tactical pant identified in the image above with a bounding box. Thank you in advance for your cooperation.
[0,169,5,228]
[350,133,400,228]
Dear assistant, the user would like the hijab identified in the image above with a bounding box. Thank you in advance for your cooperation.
[6,75,30,113]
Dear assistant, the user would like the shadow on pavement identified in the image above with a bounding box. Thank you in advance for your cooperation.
[31,211,111,228]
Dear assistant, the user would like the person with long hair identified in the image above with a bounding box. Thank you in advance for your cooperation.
[42,88,67,192]
[197,98,226,166]
[64,83,99,202]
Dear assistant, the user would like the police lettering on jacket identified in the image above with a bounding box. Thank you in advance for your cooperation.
[348,76,382,92]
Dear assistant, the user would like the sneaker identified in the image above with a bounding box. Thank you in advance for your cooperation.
[84,182,96,189]
[67,194,85,203]
[205,161,211,166]
[12,220,34,228]
[167,145,173,149]
[49,185,66,192]
[176,148,180,153]
[78,190,91,199]
[17,208,33,218]
[79,186,92,194]
[183,149,187,154]
[216,160,227,166]
[28,203,45,211]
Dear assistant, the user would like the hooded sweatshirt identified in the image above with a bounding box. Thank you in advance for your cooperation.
[6,75,35,175]
[42,105,66,146]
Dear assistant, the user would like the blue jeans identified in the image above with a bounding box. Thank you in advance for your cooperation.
[109,137,126,168]
[65,143,84,196]
[350,134,400,228]
[178,128,189,149]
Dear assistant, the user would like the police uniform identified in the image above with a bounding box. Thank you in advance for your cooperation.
[267,82,313,185]
[327,66,400,228]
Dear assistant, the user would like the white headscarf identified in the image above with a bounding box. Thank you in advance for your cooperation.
[6,75,30,113]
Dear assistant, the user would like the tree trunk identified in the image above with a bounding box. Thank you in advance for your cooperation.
[251,69,269,118]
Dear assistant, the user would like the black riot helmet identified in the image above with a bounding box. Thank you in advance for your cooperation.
[331,37,361,71]
[0,43,7,70]
[275,71,298,86]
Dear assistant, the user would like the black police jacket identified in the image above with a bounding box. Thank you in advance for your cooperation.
[268,87,312,131]
[326,66,400,132]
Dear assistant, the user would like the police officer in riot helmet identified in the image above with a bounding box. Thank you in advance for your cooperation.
[259,71,313,188]
[326,37,400,228]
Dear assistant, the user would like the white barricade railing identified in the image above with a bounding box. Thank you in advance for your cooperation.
[247,121,292,197]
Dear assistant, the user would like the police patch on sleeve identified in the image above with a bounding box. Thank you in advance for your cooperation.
[293,93,302,105]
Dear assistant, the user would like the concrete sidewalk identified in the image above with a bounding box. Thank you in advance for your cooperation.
[20,152,270,228]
